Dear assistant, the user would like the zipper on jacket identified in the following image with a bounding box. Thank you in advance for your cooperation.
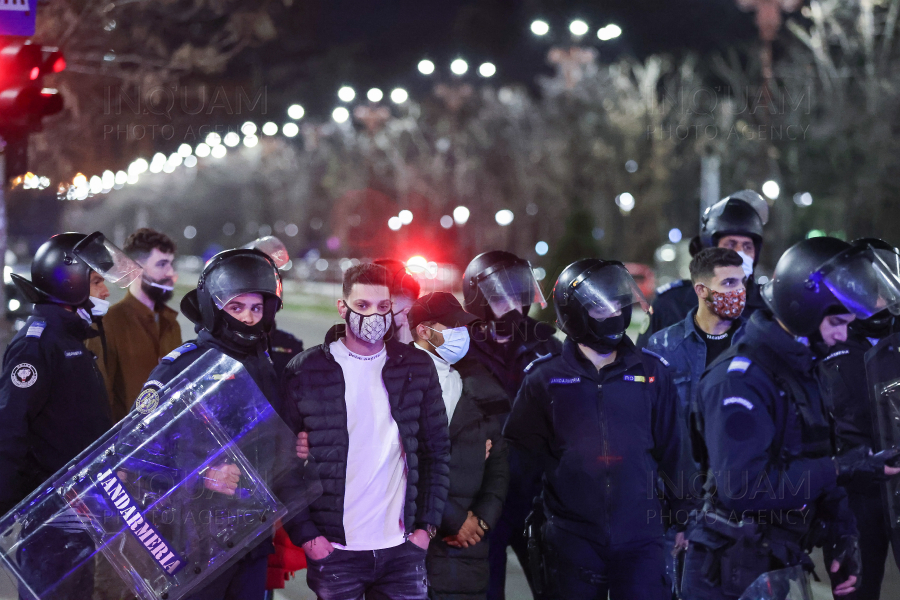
[597,383,611,541]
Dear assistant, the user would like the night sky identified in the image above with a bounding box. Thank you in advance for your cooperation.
[231,0,759,117]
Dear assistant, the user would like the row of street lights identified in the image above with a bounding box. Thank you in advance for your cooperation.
[530,19,622,41]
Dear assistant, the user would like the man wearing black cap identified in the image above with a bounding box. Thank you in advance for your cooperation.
[410,293,511,600]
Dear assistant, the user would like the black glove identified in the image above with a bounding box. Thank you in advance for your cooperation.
[833,446,900,485]
[829,534,861,592]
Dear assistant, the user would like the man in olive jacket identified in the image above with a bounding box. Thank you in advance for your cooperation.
[282,263,451,600]
[409,292,510,600]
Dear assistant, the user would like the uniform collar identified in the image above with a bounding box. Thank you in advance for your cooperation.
[745,310,815,374]
[31,303,95,341]
[561,336,641,380]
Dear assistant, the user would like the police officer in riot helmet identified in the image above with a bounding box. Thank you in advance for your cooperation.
[135,248,285,600]
[683,237,900,600]
[504,259,689,600]
[638,190,768,347]
[816,238,900,599]
[0,233,114,599]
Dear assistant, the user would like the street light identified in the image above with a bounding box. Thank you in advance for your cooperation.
[241,122,257,136]
[418,59,435,75]
[262,122,278,136]
[569,20,589,36]
[478,62,496,77]
[390,88,408,103]
[399,209,413,225]
[597,24,622,41]
[223,132,240,147]
[287,104,305,119]
[338,86,356,102]
[495,209,514,226]
[367,88,383,102]
[332,107,350,123]
[283,122,299,137]
[616,192,635,212]
[453,206,470,225]
[531,20,550,36]
[762,180,780,199]
[388,217,402,231]
[450,59,468,75]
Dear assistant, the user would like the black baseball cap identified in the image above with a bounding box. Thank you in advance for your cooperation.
[409,292,479,329]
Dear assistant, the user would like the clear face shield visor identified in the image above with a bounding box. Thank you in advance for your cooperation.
[569,263,650,321]
[816,244,900,318]
[475,261,547,318]
[205,254,283,310]
[73,231,144,288]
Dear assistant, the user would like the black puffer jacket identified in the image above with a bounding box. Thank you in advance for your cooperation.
[281,325,451,546]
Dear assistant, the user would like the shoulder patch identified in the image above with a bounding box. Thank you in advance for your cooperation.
[723,397,754,410]
[549,377,581,385]
[11,363,37,388]
[25,321,46,339]
[161,342,198,364]
[824,349,849,362]
[524,352,554,374]
[641,347,670,367]
[727,357,752,373]
[134,387,160,414]
[655,279,686,295]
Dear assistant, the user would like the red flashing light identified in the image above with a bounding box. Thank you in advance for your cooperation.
[29,67,39,81]
[52,57,66,73]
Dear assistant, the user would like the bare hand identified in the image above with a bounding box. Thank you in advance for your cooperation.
[485,439,492,460]
[831,560,858,596]
[673,531,689,553]
[446,512,484,548]
[408,529,431,550]
[302,536,334,560]
[203,463,241,496]
[296,431,310,460]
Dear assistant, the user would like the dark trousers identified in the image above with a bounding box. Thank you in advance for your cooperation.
[184,552,268,600]
[427,537,490,599]
[18,526,95,600]
[305,540,428,600]
[824,490,900,600]
[680,542,734,600]
[543,522,669,600]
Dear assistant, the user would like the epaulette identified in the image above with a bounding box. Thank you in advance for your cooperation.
[161,342,198,363]
[727,356,752,374]
[823,349,850,362]
[524,352,555,374]
[655,279,686,295]
[25,320,46,339]
[641,347,670,367]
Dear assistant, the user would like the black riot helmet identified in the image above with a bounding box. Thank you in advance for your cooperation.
[850,238,900,338]
[764,236,900,337]
[463,250,546,321]
[181,248,283,348]
[700,190,768,263]
[12,233,93,306]
[553,259,649,352]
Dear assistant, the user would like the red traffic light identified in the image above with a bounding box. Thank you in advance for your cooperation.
[0,42,65,133]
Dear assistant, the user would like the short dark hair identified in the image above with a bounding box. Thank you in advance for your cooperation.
[124,228,176,262]
[342,263,390,298]
[689,247,743,283]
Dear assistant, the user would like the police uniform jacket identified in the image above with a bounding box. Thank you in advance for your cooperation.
[268,328,303,379]
[503,336,689,545]
[0,303,112,514]
[695,311,844,519]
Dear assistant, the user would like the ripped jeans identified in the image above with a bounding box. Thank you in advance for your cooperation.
[306,540,428,600]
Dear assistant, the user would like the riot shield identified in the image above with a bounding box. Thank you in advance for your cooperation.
[0,351,321,600]
[865,332,900,531]
[737,565,813,600]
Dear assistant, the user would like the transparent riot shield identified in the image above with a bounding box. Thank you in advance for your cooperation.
[0,351,321,600]
[865,332,900,531]
[737,565,813,600]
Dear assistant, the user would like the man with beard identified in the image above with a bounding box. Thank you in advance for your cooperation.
[87,228,181,422]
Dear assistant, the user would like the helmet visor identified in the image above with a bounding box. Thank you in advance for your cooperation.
[476,261,547,318]
[73,231,143,288]
[728,190,770,225]
[570,263,650,321]
[242,236,290,269]
[817,244,900,318]
[205,253,283,309]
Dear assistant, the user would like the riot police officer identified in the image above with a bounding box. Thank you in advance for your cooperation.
[682,237,900,599]
[504,259,689,600]
[462,251,561,599]
[638,190,769,347]
[0,233,115,598]
[136,247,285,600]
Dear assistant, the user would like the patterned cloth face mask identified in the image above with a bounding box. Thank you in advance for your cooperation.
[345,305,393,343]
[703,286,746,319]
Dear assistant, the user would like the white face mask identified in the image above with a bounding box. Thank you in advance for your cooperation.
[737,251,754,280]
[427,326,471,365]
[346,306,392,344]
[90,296,110,317]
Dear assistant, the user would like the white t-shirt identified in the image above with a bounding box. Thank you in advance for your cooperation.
[330,340,407,551]
[422,347,463,423]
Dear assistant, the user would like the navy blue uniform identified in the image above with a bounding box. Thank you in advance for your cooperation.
[503,337,689,599]
[268,328,303,380]
[469,317,562,600]
[138,330,282,600]
[683,311,854,599]
[0,304,112,599]
[817,335,900,600]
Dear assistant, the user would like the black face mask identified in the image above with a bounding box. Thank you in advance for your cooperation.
[491,309,528,341]
[220,311,266,350]
[582,313,627,354]
[142,275,175,305]
[852,310,895,340]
